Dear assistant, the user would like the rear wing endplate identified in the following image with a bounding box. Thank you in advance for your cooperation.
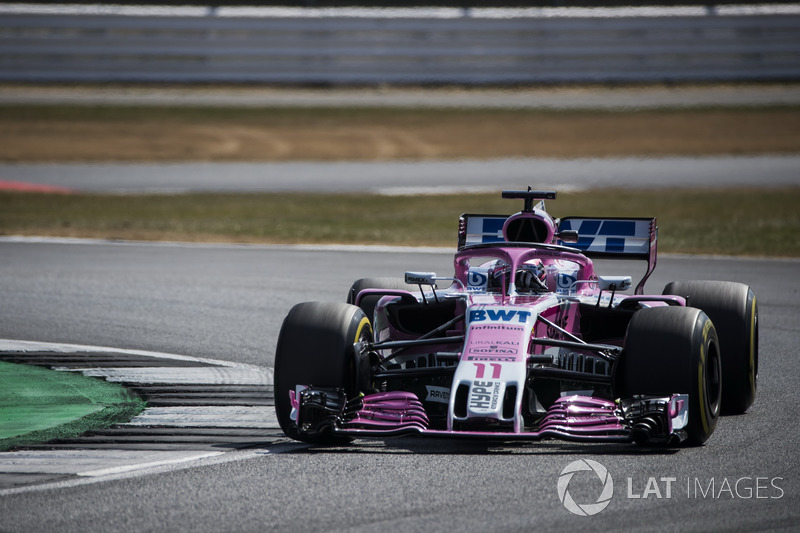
[458,214,508,247]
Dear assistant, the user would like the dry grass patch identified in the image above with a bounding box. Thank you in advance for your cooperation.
[2,105,799,162]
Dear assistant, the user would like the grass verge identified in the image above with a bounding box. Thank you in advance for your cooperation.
[2,188,799,257]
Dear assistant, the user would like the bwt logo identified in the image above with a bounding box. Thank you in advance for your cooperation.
[557,460,614,516]
[556,273,577,293]
[469,309,532,324]
[467,270,488,290]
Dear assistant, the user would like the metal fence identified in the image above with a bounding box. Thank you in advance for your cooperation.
[1,4,799,83]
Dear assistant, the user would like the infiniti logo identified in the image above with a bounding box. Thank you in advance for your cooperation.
[557,459,614,516]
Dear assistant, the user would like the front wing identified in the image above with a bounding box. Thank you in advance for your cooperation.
[290,388,690,445]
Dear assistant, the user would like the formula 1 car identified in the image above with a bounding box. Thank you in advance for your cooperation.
[274,190,758,446]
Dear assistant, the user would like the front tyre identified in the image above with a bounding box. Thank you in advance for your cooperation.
[617,307,722,446]
[663,281,758,415]
[273,302,373,443]
[346,277,417,323]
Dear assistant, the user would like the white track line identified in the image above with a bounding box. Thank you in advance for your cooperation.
[0,338,271,375]
[0,444,307,497]
[0,449,224,476]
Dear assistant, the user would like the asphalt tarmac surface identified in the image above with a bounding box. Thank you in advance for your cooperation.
[0,240,798,532]
[2,155,799,194]
[3,84,800,110]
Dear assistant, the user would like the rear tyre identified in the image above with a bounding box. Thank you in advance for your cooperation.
[663,281,758,415]
[273,302,373,443]
[346,277,417,322]
[617,307,722,445]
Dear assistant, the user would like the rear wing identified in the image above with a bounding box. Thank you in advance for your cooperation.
[458,214,658,294]
[558,217,657,294]
[557,217,656,258]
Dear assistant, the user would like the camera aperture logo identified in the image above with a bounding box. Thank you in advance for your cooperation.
[557,459,614,516]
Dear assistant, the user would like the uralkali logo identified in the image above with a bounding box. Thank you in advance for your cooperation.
[557,459,614,516]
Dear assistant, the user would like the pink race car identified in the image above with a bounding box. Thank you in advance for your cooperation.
[274,190,758,446]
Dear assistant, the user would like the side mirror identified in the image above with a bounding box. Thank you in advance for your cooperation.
[598,276,632,292]
[405,272,438,285]
[556,230,579,244]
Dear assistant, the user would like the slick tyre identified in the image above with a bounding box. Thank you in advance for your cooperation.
[617,307,722,446]
[664,281,758,415]
[273,302,373,443]
[346,277,417,322]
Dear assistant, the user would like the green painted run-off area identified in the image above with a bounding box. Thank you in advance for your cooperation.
[0,361,145,452]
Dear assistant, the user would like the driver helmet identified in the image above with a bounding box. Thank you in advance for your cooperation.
[515,259,548,292]
[487,259,548,292]
[487,261,510,292]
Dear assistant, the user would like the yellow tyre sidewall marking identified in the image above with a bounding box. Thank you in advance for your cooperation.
[749,296,757,392]
[698,318,713,436]
[348,316,372,389]
[354,316,371,344]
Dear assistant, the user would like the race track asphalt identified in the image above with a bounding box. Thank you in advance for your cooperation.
[3,83,799,110]
[1,155,799,194]
[0,240,798,532]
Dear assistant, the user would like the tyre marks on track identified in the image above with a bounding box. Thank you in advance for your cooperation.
[0,341,285,491]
